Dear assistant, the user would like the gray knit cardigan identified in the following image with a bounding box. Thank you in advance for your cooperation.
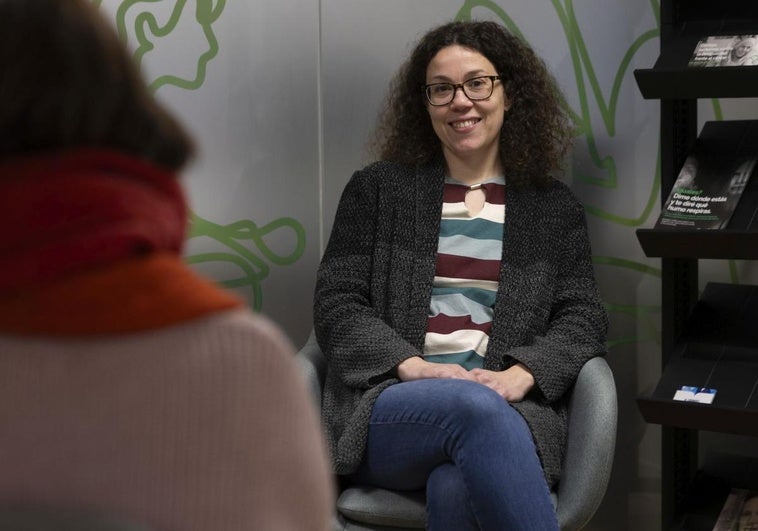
[314,160,608,487]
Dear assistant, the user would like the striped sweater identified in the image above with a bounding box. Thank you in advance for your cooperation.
[425,178,506,369]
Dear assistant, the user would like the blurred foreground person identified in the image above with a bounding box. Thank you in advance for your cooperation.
[0,1,333,529]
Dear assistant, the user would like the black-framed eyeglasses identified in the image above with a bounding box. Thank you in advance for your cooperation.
[423,75,501,106]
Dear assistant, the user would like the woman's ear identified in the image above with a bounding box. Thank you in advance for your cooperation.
[502,88,512,112]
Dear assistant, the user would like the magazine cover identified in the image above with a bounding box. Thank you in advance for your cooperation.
[689,35,758,67]
[655,121,758,230]
[713,488,758,531]
[656,154,756,229]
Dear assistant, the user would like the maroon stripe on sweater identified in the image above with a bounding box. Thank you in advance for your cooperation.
[427,313,493,335]
[443,183,506,204]
[435,253,501,281]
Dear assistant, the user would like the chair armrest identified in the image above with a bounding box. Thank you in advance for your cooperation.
[295,330,327,410]
[557,356,617,531]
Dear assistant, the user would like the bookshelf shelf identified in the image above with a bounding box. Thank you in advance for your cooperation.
[635,37,758,99]
[636,119,758,259]
[635,67,758,100]
[636,229,758,259]
[637,283,758,437]
[634,4,758,98]
[637,398,758,438]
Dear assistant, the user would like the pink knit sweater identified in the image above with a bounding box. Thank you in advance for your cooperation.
[0,309,334,530]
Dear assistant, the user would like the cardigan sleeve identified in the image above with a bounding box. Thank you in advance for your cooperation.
[313,167,421,389]
[502,187,608,403]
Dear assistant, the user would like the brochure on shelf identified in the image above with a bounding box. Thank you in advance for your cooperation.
[655,120,758,230]
[712,488,758,530]
[690,35,758,67]
[673,386,717,404]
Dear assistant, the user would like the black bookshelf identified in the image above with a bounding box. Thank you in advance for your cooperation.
[636,230,758,259]
[633,1,758,528]
[635,67,758,100]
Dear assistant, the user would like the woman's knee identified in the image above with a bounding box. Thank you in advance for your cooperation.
[446,380,514,425]
[433,381,535,453]
[374,379,524,435]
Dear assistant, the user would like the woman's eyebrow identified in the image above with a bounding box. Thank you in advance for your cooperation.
[427,69,490,83]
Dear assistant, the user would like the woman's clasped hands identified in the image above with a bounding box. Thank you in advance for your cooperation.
[396,356,535,402]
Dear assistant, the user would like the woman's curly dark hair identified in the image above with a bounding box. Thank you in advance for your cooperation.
[370,20,574,189]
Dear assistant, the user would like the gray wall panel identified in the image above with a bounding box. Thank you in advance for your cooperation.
[99,0,321,346]
[320,1,456,245]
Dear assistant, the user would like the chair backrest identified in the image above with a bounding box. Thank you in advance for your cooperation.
[296,330,327,410]
[557,356,617,531]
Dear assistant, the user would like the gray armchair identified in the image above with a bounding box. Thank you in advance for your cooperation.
[296,332,617,531]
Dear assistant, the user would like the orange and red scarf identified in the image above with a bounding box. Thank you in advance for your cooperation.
[0,149,241,335]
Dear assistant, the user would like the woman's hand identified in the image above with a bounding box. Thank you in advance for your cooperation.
[470,363,535,402]
[396,356,476,382]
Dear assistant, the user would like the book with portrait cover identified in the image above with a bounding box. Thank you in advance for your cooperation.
[689,35,758,67]
[712,488,758,531]
[656,120,758,230]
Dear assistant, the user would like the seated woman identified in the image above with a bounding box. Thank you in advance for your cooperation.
[314,20,608,531]
[0,1,333,530]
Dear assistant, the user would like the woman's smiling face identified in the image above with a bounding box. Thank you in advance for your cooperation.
[425,45,509,168]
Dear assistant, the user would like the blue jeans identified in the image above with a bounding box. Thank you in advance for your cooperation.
[350,379,559,531]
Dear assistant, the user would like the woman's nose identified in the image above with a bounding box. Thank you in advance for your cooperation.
[449,86,474,109]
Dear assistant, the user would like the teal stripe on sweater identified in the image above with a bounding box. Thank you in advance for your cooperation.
[439,218,503,240]
[424,350,484,370]
[438,234,502,260]
[431,286,497,308]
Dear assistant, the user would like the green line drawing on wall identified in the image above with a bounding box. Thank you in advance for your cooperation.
[114,0,224,92]
[456,0,664,347]
[457,0,742,289]
[98,0,308,310]
[457,0,660,226]
[187,215,306,311]
[552,0,660,226]
[603,302,662,348]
